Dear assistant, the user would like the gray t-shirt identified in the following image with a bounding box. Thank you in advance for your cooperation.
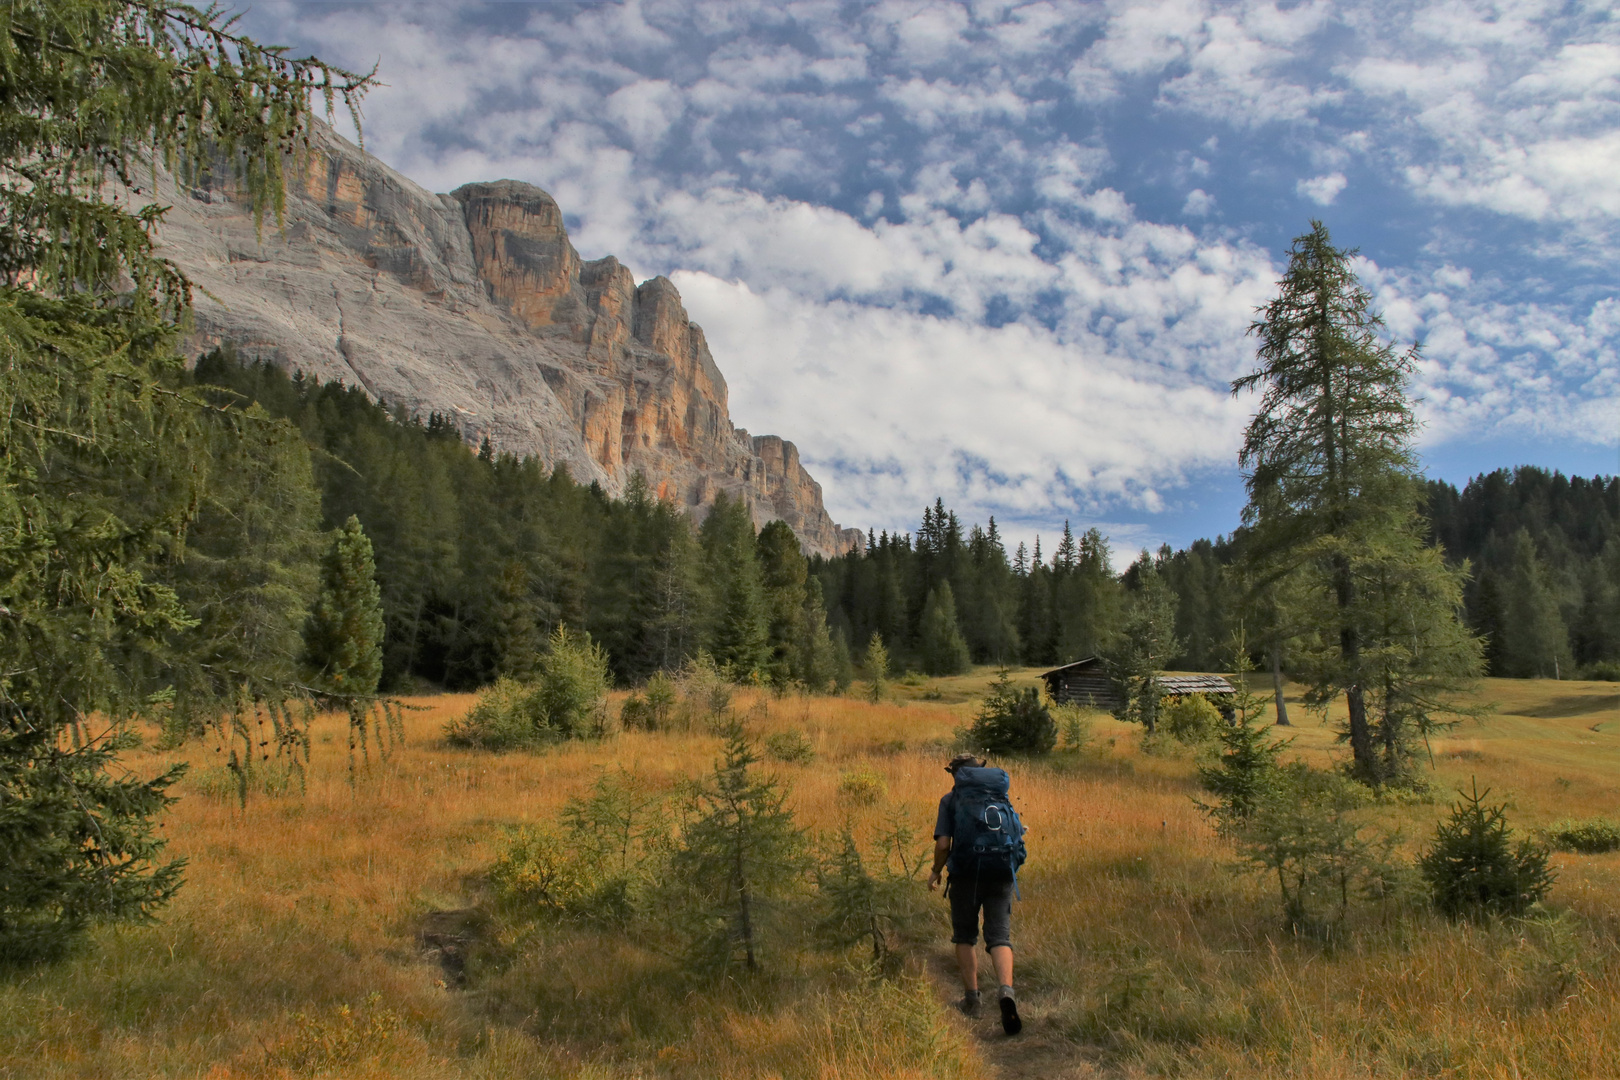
[934,793,955,840]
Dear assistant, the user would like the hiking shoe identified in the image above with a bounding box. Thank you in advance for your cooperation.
[999,994,1022,1035]
[959,991,981,1017]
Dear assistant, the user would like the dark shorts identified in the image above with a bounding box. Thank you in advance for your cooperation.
[947,866,1013,949]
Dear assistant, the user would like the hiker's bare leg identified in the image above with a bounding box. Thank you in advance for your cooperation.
[989,945,1013,988]
[955,943,979,990]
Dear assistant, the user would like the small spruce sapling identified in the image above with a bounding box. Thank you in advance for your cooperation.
[1420,779,1554,919]
[1197,636,1292,834]
[643,671,677,729]
[814,824,913,967]
[830,630,855,694]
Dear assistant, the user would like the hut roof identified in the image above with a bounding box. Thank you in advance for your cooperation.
[1157,674,1237,697]
[1040,657,1103,677]
[1039,660,1236,697]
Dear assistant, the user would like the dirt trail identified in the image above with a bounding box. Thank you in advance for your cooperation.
[928,952,1121,1080]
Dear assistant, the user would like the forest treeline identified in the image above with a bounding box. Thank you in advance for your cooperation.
[1129,469,1620,680]
[195,352,1616,692]
[190,351,846,692]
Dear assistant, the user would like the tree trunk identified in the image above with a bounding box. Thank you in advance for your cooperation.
[1344,680,1372,777]
[1334,553,1375,778]
[736,830,757,970]
[1270,643,1291,726]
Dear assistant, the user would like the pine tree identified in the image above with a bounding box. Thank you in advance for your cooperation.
[165,401,324,722]
[796,577,839,692]
[918,582,971,676]
[304,517,385,696]
[830,629,855,694]
[701,493,769,678]
[640,505,707,677]
[1020,538,1056,665]
[1102,555,1181,733]
[1053,521,1079,572]
[1053,527,1119,663]
[490,559,543,681]
[756,519,809,687]
[304,517,388,786]
[0,1,368,962]
[1498,529,1572,679]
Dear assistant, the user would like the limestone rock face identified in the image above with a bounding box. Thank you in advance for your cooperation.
[154,123,862,556]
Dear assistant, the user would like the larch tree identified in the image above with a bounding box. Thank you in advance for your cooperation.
[0,0,368,961]
[668,722,807,972]
[303,515,387,786]
[1234,222,1481,784]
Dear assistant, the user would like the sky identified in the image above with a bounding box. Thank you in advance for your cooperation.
[237,0,1620,555]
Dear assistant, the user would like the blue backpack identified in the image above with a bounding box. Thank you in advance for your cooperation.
[948,767,1027,889]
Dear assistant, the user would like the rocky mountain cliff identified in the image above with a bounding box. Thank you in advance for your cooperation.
[153,123,861,557]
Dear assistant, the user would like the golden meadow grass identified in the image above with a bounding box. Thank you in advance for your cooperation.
[2,672,1618,1078]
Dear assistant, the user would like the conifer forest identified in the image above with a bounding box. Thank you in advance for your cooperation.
[190,350,1620,693]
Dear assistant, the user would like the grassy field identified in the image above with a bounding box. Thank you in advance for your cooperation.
[3,671,1618,1078]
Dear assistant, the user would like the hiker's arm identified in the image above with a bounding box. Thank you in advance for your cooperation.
[927,836,950,890]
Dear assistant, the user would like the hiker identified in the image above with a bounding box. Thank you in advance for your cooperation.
[928,752,1025,1035]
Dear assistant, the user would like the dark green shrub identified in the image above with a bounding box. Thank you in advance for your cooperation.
[1162,694,1222,744]
[966,670,1056,756]
[444,677,537,750]
[620,693,653,731]
[764,729,815,764]
[446,627,612,749]
[1545,817,1620,853]
[1420,780,1555,919]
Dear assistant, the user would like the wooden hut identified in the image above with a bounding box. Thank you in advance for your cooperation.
[1039,658,1119,710]
[1040,658,1237,716]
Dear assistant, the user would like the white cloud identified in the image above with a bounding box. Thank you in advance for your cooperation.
[606,79,686,149]
[1297,172,1347,205]
[673,271,1251,532]
[881,76,1033,132]
[1182,188,1215,215]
